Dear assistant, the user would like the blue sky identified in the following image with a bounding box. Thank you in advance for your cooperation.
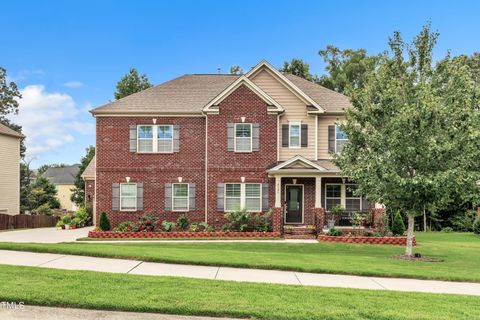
[2,0,479,168]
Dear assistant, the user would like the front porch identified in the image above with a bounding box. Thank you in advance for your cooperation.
[267,155,380,236]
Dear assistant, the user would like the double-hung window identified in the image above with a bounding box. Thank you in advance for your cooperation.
[158,125,173,153]
[335,125,348,153]
[345,184,361,211]
[325,184,342,211]
[172,183,189,211]
[234,123,252,152]
[289,122,301,148]
[225,183,262,212]
[137,126,154,152]
[137,125,173,153]
[120,183,137,211]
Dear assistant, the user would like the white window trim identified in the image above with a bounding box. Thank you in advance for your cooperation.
[345,183,362,211]
[234,123,252,153]
[137,125,155,153]
[136,125,173,154]
[224,183,262,212]
[157,124,174,153]
[172,183,189,212]
[325,183,362,211]
[120,183,137,212]
[289,122,301,148]
[335,124,348,153]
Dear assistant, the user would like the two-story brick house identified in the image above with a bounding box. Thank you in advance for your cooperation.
[87,60,380,233]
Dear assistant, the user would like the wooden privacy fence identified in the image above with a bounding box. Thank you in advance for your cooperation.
[0,214,59,230]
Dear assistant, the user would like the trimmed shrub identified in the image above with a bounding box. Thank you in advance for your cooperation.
[161,221,176,232]
[326,227,342,236]
[473,218,480,235]
[99,211,111,231]
[114,221,134,232]
[176,214,190,231]
[391,211,406,236]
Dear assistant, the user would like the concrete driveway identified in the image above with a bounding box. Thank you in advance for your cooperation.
[0,227,92,243]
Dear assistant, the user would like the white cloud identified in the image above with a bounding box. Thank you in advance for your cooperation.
[8,85,93,160]
[64,81,84,88]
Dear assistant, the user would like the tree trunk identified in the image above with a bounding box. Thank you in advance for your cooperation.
[405,214,415,256]
[423,208,427,232]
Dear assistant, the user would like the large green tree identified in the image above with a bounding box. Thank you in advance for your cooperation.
[316,45,378,94]
[71,146,95,206]
[114,68,152,100]
[335,24,480,255]
[27,176,60,212]
[280,58,314,81]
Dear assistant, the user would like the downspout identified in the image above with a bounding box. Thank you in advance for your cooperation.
[204,113,208,223]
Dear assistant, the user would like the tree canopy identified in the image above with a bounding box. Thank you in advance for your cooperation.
[279,58,314,81]
[71,146,95,207]
[229,65,243,75]
[114,68,153,100]
[335,24,480,255]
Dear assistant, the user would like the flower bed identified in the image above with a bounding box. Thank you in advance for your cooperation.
[88,230,281,239]
[317,235,416,246]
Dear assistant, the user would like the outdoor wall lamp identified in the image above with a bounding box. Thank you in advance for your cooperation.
[241,177,245,182]
[178,177,183,182]
[241,117,246,123]
[125,177,130,182]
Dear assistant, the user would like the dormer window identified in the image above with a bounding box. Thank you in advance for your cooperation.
[289,122,301,148]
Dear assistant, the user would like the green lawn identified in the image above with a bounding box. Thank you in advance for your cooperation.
[0,264,478,320]
[0,232,479,282]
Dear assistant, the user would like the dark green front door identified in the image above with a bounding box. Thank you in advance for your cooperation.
[286,185,303,223]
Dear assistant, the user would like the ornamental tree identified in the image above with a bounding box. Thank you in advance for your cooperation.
[335,24,480,255]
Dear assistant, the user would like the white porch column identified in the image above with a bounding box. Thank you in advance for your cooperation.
[275,176,282,208]
[315,176,322,208]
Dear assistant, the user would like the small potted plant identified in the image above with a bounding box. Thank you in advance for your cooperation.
[61,214,72,230]
[328,204,344,228]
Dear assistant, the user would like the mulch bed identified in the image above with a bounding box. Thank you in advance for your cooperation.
[391,254,444,262]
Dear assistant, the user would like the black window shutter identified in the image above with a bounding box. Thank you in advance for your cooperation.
[112,183,120,211]
[129,125,137,152]
[282,124,289,147]
[301,124,308,147]
[136,183,144,211]
[328,125,336,153]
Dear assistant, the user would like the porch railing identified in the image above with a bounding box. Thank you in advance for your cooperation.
[328,211,373,227]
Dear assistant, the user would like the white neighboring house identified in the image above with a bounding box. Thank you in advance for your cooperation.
[0,123,24,215]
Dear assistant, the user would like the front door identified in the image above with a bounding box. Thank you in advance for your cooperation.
[285,185,303,223]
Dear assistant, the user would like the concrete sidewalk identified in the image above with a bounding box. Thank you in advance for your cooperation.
[1,249,479,296]
[0,305,237,320]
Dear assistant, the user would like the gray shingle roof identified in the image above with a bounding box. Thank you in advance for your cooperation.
[43,165,80,185]
[91,72,351,115]
[81,156,95,179]
[92,74,239,115]
[0,123,24,138]
[284,74,352,113]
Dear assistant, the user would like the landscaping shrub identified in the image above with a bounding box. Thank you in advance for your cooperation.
[199,222,216,232]
[99,211,111,231]
[189,223,200,232]
[326,227,342,236]
[252,209,272,232]
[473,218,480,235]
[176,214,190,231]
[34,203,52,215]
[60,214,72,226]
[391,211,405,236]
[442,227,453,233]
[71,217,81,227]
[75,207,90,226]
[114,221,134,232]
[135,214,157,232]
[223,209,250,231]
[161,221,176,232]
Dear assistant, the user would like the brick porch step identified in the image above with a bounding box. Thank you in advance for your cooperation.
[283,225,317,239]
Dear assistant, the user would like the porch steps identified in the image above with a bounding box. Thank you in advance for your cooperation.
[283,225,317,239]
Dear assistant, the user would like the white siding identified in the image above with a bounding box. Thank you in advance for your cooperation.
[317,115,345,159]
[0,134,21,215]
[251,69,316,161]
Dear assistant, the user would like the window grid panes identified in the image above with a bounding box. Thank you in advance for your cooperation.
[225,183,241,211]
[335,125,348,153]
[245,184,261,212]
[172,183,189,211]
[235,124,252,152]
[325,184,341,211]
[345,185,361,211]
[138,126,154,152]
[120,183,137,211]
[158,125,173,153]
[289,124,300,148]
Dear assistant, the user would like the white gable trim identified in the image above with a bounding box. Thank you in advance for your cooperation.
[267,155,327,172]
[203,75,284,113]
[246,60,325,113]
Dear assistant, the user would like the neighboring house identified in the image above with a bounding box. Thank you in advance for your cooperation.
[0,123,23,215]
[88,60,384,232]
[43,164,80,211]
[81,155,96,217]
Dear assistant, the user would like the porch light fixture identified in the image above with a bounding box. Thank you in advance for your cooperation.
[178,177,183,182]
[292,179,297,185]
[241,117,246,123]
[125,177,130,182]
[241,176,245,182]
[152,118,157,124]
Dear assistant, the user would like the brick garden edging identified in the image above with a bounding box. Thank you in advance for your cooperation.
[88,231,281,239]
[317,235,416,246]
